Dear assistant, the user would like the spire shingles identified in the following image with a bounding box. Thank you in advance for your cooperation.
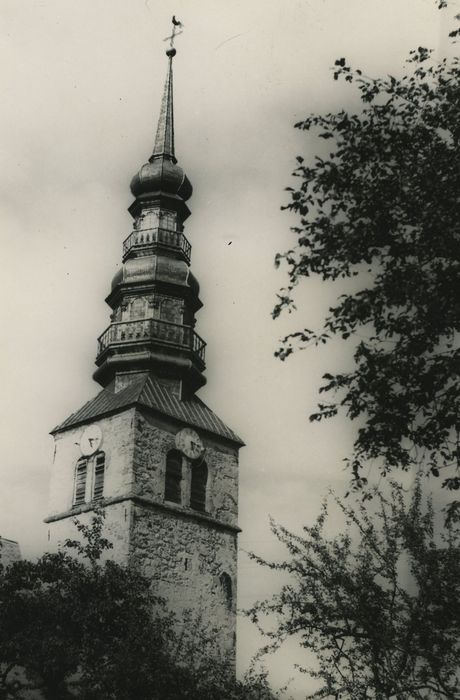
[151,53,175,162]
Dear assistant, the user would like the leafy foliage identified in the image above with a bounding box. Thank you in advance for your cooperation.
[0,510,278,700]
[275,23,460,493]
[247,483,460,699]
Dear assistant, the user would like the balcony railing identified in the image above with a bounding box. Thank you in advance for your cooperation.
[122,227,191,263]
[97,318,206,364]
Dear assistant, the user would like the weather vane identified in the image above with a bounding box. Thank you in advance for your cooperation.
[163,15,184,49]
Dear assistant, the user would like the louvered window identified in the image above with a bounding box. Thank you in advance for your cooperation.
[74,458,88,505]
[165,450,182,504]
[190,461,208,512]
[93,452,105,501]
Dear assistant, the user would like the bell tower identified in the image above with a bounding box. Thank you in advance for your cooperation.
[45,37,243,667]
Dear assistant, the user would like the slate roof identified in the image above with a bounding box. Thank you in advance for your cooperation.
[52,375,244,446]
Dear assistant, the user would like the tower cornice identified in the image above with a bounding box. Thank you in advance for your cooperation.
[44,494,242,534]
[105,280,203,314]
[127,192,191,222]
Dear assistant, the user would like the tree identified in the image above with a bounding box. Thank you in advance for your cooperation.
[0,510,278,700]
[247,482,460,699]
[274,6,460,499]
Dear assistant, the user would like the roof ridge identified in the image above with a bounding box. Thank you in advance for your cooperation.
[123,373,150,400]
[138,376,244,445]
[140,375,179,404]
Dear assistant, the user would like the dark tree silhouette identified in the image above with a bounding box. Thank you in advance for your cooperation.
[248,483,460,699]
[0,510,278,700]
[274,6,460,507]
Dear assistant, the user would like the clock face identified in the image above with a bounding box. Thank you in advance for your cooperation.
[175,428,204,460]
[80,425,102,456]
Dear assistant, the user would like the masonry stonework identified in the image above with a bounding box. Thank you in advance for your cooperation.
[133,410,239,526]
[129,409,239,660]
[132,507,237,663]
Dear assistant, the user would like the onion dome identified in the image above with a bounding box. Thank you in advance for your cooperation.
[130,48,192,202]
[130,159,192,200]
[111,267,123,291]
[187,270,200,297]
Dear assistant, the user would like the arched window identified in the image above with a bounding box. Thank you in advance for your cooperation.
[93,452,105,501]
[220,572,233,610]
[190,461,208,512]
[160,298,182,325]
[165,450,182,504]
[74,457,88,505]
[130,297,147,320]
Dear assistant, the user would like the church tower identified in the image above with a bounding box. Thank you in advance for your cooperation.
[45,39,243,666]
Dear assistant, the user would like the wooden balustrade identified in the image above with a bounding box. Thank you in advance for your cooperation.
[122,227,191,262]
[97,318,206,363]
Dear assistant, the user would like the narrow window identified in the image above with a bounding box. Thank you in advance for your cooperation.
[130,297,147,320]
[74,458,87,505]
[165,450,182,504]
[190,461,207,512]
[138,207,160,230]
[220,572,233,610]
[160,298,181,324]
[159,210,176,231]
[93,452,105,501]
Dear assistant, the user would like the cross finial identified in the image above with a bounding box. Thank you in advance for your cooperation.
[164,15,184,50]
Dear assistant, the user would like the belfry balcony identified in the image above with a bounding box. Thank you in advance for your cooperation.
[97,318,206,365]
[122,227,191,263]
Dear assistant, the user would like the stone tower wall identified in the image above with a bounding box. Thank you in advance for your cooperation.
[133,410,239,526]
[47,500,133,565]
[131,505,237,664]
[46,405,239,664]
[130,408,239,662]
[46,409,136,562]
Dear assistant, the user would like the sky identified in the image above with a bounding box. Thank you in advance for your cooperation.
[1,0,458,696]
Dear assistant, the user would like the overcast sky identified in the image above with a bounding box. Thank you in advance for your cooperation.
[1,0,458,695]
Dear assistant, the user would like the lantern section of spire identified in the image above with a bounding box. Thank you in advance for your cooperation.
[152,49,176,162]
[94,46,203,399]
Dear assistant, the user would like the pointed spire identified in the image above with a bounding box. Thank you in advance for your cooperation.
[151,49,176,163]
[130,31,191,203]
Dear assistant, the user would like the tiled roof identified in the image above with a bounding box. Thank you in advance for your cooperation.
[52,375,244,446]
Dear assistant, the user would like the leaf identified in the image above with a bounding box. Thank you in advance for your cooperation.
[273,33,460,499]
